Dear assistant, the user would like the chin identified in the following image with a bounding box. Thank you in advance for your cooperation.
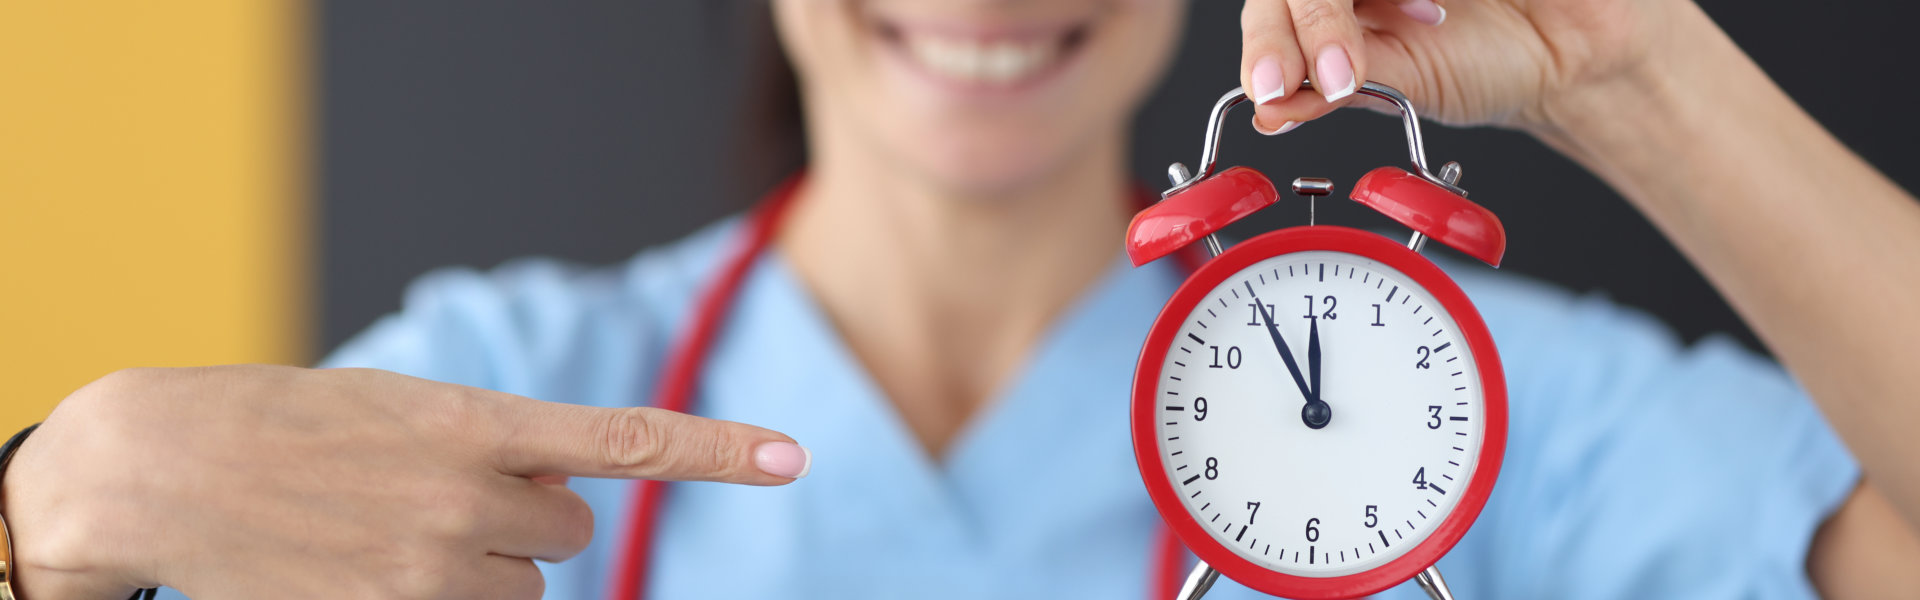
[897,126,1089,197]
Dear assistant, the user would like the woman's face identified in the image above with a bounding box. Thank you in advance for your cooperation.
[773,0,1186,195]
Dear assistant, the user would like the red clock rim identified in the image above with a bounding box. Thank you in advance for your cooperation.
[1130,226,1508,599]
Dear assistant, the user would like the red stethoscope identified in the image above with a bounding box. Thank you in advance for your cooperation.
[604,176,1197,600]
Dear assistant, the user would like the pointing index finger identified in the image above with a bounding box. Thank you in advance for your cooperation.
[489,399,810,485]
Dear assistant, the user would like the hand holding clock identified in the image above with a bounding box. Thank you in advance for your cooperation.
[1234,0,1920,590]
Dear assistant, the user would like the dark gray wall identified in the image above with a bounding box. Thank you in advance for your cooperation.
[320,1,1919,355]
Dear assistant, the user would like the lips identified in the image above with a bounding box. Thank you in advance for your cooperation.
[874,17,1090,88]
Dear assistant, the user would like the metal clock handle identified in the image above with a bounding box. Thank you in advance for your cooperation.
[1161,82,1468,255]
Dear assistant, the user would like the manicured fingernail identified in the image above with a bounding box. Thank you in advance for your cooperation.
[1253,117,1301,136]
[754,442,811,479]
[1251,56,1286,104]
[1315,45,1357,102]
[1399,0,1446,25]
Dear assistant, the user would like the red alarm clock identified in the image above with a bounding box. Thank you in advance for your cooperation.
[1128,82,1507,600]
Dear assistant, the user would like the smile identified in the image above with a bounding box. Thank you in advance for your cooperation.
[873,17,1091,89]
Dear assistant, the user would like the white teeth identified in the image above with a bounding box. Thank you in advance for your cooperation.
[903,33,1057,85]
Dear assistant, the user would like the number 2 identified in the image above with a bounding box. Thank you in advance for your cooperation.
[1415,346,1432,369]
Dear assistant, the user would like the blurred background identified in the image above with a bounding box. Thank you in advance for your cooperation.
[3,1,1915,432]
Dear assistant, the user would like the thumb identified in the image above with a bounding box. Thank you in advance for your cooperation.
[490,400,811,486]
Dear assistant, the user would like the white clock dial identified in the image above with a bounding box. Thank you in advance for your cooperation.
[1155,250,1486,577]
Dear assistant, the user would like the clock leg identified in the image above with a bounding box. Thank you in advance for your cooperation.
[1413,565,1456,600]
[1175,561,1220,600]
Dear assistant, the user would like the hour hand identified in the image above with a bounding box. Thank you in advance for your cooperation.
[1305,313,1330,428]
[1307,312,1321,404]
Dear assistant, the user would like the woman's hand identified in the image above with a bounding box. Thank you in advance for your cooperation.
[1246,0,1920,595]
[1238,0,1679,132]
[2,365,808,599]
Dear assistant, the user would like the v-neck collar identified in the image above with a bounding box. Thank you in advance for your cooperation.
[767,247,1183,471]
[696,239,1184,535]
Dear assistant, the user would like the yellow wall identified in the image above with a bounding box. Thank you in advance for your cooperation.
[0,2,308,432]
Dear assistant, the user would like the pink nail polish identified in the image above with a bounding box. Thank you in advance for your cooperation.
[1315,46,1358,103]
[1397,0,1443,25]
[755,442,811,479]
[1399,0,1446,26]
[1252,118,1301,136]
[1251,56,1286,104]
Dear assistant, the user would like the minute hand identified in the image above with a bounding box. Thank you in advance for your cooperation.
[1246,281,1314,404]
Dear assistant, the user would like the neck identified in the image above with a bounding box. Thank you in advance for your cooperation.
[780,137,1133,457]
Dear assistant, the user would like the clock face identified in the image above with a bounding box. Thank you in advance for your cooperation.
[1148,248,1488,578]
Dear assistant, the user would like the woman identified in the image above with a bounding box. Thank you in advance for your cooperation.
[6,0,1918,598]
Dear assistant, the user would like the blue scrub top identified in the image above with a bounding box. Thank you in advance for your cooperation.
[177,216,1858,599]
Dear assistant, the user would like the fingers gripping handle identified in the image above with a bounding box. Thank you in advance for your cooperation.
[1128,82,1506,267]
[1164,82,1458,196]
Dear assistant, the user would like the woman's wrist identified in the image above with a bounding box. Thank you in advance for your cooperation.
[1,427,144,600]
[1524,1,1725,205]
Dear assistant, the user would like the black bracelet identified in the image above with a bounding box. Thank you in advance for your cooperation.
[0,424,154,600]
[0,423,38,481]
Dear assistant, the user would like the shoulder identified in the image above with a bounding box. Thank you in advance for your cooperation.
[320,217,743,400]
